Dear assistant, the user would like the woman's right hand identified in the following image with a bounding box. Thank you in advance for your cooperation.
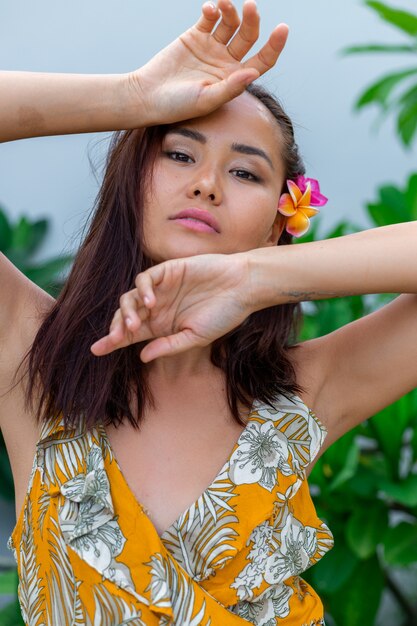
[128,0,289,126]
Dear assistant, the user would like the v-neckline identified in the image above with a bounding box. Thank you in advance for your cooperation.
[96,393,324,541]
[98,398,259,540]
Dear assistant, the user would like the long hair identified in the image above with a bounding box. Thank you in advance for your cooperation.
[16,83,307,430]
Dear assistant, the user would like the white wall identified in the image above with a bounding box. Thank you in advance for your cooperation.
[0,0,416,262]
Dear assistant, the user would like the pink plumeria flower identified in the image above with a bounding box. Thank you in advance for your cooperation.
[278,176,328,237]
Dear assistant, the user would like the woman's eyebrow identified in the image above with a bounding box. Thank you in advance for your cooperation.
[231,142,274,171]
[166,128,206,143]
[166,127,274,171]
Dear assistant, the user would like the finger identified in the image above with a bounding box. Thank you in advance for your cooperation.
[243,23,289,76]
[90,329,125,356]
[201,66,260,109]
[227,0,260,61]
[134,271,158,309]
[90,310,125,355]
[195,1,221,34]
[119,290,147,331]
[212,0,240,45]
[139,328,201,362]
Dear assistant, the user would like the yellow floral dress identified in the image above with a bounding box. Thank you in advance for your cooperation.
[7,393,334,625]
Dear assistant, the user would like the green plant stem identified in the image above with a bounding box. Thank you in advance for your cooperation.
[384,567,417,623]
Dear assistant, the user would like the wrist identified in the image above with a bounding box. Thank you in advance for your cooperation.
[244,247,292,313]
[122,70,156,128]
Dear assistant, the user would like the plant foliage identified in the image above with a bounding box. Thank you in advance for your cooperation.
[299,179,417,625]
[343,0,417,147]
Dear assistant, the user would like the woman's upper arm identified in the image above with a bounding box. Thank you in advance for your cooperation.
[301,294,417,445]
[0,252,54,428]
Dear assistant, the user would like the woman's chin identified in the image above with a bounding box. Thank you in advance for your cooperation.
[146,243,221,263]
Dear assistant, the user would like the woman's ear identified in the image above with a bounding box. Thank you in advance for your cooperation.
[265,212,286,246]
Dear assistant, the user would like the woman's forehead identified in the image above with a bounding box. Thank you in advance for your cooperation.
[168,92,283,155]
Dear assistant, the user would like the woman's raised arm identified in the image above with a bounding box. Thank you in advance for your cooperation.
[0,1,288,143]
[91,221,417,446]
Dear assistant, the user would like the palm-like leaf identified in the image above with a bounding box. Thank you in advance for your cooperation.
[18,500,45,625]
[342,1,417,147]
[365,0,417,36]
[84,582,145,626]
[145,553,212,626]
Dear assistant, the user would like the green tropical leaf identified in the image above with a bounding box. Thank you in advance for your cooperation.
[380,475,417,507]
[398,100,417,146]
[411,412,417,461]
[355,68,417,110]
[25,255,73,287]
[0,208,13,251]
[11,217,32,252]
[310,541,359,594]
[405,173,417,218]
[0,596,24,626]
[368,396,412,479]
[328,555,384,626]
[25,219,49,255]
[325,220,361,239]
[0,432,15,501]
[366,175,417,226]
[366,1,417,36]
[348,465,380,498]
[0,569,18,595]
[366,184,409,226]
[383,522,417,565]
[343,43,417,54]
[321,431,360,492]
[345,503,388,559]
[398,82,417,107]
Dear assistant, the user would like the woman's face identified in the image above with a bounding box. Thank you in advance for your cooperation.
[143,92,287,264]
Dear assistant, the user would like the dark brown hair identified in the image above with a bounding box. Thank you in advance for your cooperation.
[17,83,306,430]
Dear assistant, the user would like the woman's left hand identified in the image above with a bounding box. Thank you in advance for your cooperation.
[90,253,254,362]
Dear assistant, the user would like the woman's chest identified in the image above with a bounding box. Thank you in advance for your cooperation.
[103,402,249,537]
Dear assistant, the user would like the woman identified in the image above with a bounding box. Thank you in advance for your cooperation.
[1,1,417,624]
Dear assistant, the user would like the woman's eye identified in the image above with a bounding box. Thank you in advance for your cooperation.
[165,151,193,163]
[232,169,260,182]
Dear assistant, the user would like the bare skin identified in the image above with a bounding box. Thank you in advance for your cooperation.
[0,1,296,536]
[3,1,417,540]
[0,290,315,538]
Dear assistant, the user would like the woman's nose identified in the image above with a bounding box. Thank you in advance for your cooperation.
[187,169,222,204]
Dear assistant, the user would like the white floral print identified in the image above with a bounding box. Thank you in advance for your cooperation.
[58,443,146,601]
[264,513,318,585]
[229,420,293,491]
[8,393,332,625]
[230,521,274,601]
[229,583,294,624]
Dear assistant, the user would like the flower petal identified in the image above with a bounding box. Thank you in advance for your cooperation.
[286,211,310,238]
[294,175,308,194]
[278,193,297,216]
[287,180,303,205]
[299,183,312,208]
[310,190,328,207]
[295,176,328,207]
[300,206,320,218]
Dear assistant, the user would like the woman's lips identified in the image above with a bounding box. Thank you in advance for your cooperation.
[171,217,218,234]
[169,208,220,232]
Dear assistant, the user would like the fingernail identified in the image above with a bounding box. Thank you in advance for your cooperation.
[144,296,150,306]
[126,317,133,327]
